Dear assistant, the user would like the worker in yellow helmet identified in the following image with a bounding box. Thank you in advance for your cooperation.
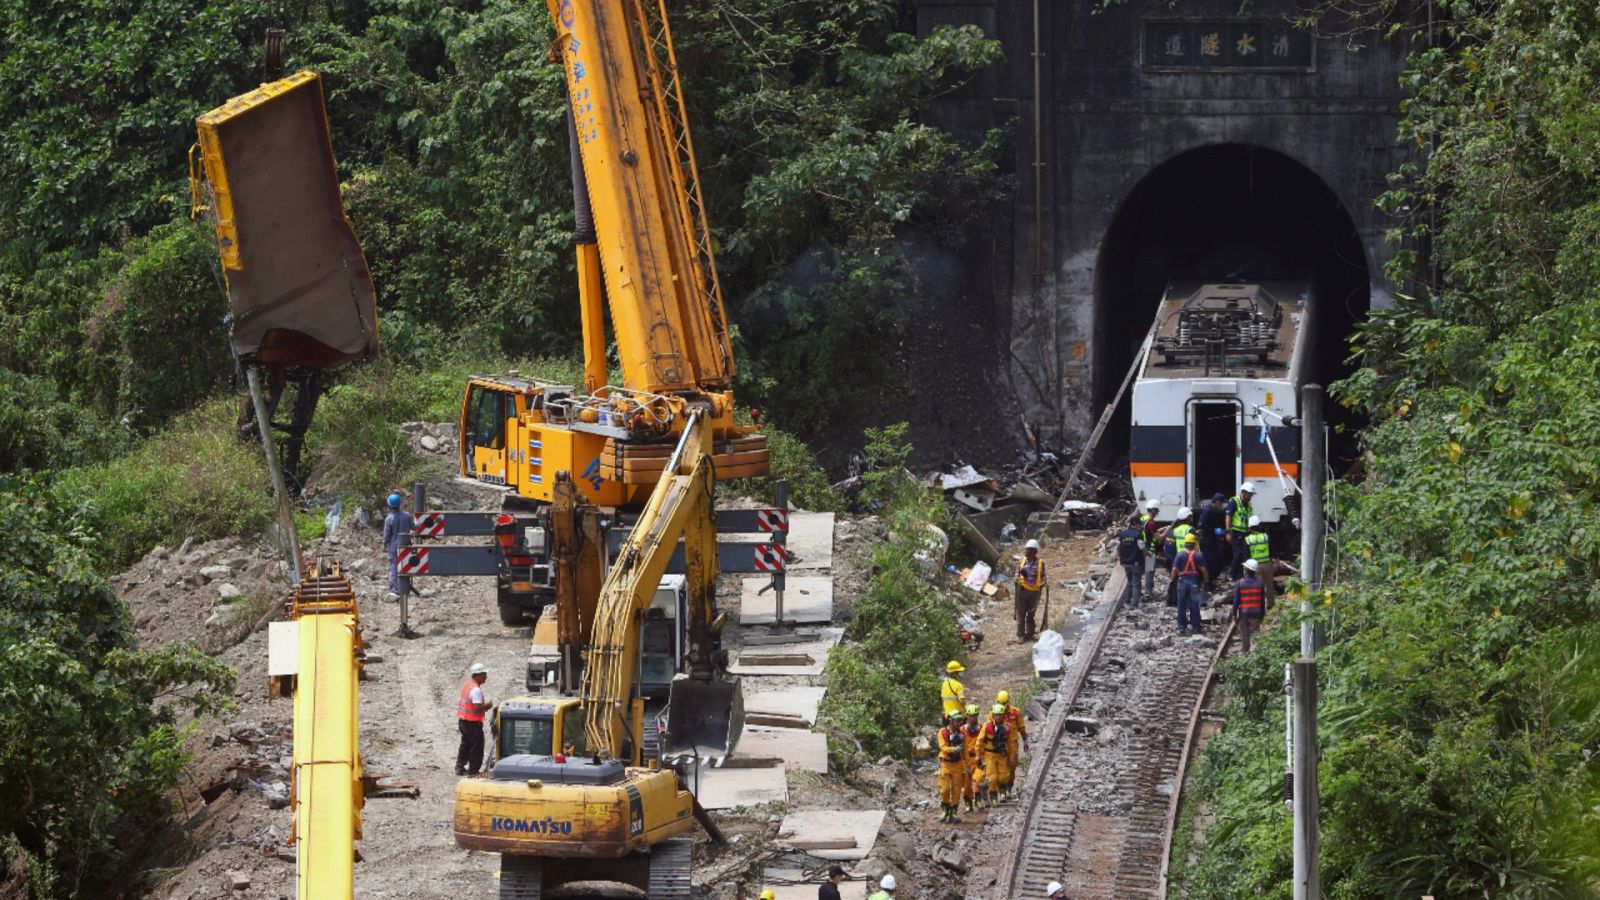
[940,659,966,718]
[759,892,776,900]
[981,703,1013,804]
[998,689,1027,795]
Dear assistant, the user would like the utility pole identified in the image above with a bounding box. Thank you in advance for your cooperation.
[1292,657,1321,899]
[1299,384,1326,656]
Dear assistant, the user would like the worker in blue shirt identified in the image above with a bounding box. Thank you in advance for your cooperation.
[1116,515,1144,606]
[382,491,416,600]
[1195,493,1227,591]
[1171,533,1210,634]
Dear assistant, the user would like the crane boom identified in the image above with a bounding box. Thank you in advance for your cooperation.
[546,0,734,394]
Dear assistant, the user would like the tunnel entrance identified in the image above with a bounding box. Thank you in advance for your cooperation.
[1091,144,1370,460]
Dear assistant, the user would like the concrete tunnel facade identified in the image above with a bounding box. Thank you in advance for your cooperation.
[913,0,1413,445]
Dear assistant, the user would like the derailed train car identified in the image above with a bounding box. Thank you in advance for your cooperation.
[1129,282,1307,524]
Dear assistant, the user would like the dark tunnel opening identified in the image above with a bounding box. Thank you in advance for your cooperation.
[1091,143,1370,463]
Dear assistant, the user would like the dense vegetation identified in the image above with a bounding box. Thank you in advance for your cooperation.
[1180,3,1600,897]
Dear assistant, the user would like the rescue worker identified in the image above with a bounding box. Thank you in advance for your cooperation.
[820,865,848,900]
[1014,539,1047,642]
[970,758,991,808]
[936,712,966,822]
[940,660,967,718]
[1243,515,1276,609]
[1140,499,1161,603]
[382,491,416,600]
[961,703,984,812]
[759,891,776,900]
[982,703,1013,801]
[456,662,491,776]
[1172,533,1209,635]
[1116,515,1144,606]
[1224,482,1256,580]
[1164,507,1195,607]
[1046,881,1067,899]
[1196,493,1228,591]
[868,874,898,899]
[1234,558,1266,652]
[999,689,1027,790]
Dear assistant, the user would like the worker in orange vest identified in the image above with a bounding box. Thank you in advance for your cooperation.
[1013,539,1048,642]
[998,689,1027,791]
[982,704,1012,803]
[935,712,967,822]
[456,662,492,776]
[1233,559,1266,652]
[960,703,984,812]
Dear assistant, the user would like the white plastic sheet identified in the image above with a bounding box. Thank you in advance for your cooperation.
[1033,629,1065,677]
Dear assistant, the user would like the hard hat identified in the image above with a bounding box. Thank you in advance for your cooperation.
[992,703,1006,715]
[1025,538,1040,550]
[387,492,403,508]
[1244,558,1259,572]
[760,891,776,900]
[996,689,1010,705]
[469,662,488,675]
[1145,499,1160,510]
[946,660,964,674]
[965,703,979,715]
[1249,515,1261,527]
[1177,506,1192,519]
[1047,883,1065,897]
[880,875,897,890]
[1183,533,1198,545]
[1239,481,1256,494]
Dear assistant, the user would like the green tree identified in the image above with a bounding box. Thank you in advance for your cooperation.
[0,477,234,897]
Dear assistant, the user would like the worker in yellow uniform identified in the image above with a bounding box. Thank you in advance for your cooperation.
[998,689,1027,796]
[940,659,966,718]
[758,891,775,900]
[936,712,967,823]
[960,703,983,812]
[982,703,1012,803]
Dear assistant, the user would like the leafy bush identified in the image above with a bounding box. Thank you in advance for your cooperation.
[55,398,269,569]
[0,368,130,473]
[0,477,233,898]
[819,424,961,759]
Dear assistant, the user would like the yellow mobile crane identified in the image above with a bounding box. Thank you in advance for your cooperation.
[453,412,732,898]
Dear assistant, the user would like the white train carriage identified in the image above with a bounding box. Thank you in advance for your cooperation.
[1128,282,1308,524]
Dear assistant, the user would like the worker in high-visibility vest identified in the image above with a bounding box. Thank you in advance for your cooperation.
[1014,539,1048,642]
[1233,558,1266,652]
[940,660,967,718]
[1224,482,1256,580]
[1243,515,1277,609]
[998,689,1027,788]
[960,703,984,812]
[935,713,967,822]
[456,662,491,776]
[982,704,1013,801]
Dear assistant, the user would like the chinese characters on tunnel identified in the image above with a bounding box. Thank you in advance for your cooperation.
[1143,20,1314,72]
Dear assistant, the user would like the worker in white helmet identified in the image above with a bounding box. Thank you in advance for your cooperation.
[1013,538,1047,643]
[456,662,492,776]
[1162,506,1196,607]
[1046,881,1066,899]
[868,873,898,899]
[1224,482,1256,580]
[1139,499,1161,603]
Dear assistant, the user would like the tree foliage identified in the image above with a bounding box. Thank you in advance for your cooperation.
[1181,4,1600,897]
[0,477,234,898]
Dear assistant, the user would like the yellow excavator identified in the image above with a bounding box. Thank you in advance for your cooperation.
[453,412,733,898]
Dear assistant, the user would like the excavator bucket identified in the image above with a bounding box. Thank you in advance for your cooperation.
[662,677,743,763]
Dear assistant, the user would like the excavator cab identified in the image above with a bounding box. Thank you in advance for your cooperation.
[494,698,588,760]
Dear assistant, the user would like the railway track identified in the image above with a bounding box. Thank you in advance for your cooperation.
[993,579,1236,900]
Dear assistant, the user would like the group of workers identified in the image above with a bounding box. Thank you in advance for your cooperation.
[1115,481,1289,651]
[937,661,1027,821]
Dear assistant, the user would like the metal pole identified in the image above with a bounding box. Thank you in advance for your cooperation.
[1299,384,1326,656]
[246,366,303,583]
[771,479,789,630]
[1292,658,1321,899]
[1283,662,1294,810]
[397,530,412,637]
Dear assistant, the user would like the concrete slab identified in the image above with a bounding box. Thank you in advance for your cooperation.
[742,685,827,726]
[763,884,869,900]
[785,512,834,571]
[733,726,829,773]
[730,629,843,676]
[739,575,835,624]
[776,809,885,861]
[691,765,788,810]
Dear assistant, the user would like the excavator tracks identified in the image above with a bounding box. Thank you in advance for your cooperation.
[499,855,544,900]
[646,838,694,900]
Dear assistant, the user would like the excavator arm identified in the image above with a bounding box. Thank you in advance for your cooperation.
[579,412,739,760]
